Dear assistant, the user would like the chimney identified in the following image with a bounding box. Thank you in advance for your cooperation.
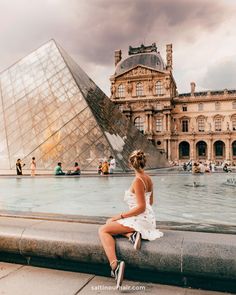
[166,44,172,70]
[191,82,196,96]
[115,50,122,66]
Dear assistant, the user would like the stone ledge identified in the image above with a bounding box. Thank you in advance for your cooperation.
[0,216,235,293]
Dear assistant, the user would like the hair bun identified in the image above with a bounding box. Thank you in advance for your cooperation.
[129,150,146,170]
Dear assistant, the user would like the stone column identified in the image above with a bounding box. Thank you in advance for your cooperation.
[168,114,171,132]
[227,137,231,161]
[168,139,171,160]
[163,114,167,132]
[208,139,212,161]
[211,138,214,161]
[145,114,149,133]
[166,139,169,159]
[175,140,179,162]
[190,139,195,161]
[149,114,153,133]
[164,139,167,158]
[165,114,169,131]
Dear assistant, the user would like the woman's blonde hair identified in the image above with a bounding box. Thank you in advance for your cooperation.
[129,150,146,170]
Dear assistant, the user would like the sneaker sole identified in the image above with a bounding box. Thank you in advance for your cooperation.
[116,261,125,289]
[134,232,141,250]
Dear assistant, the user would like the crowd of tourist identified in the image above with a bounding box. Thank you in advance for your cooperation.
[15,155,117,176]
[182,160,232,173]
[97,156,116,175]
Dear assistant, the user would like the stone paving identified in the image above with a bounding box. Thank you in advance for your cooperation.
[0,262,233,295]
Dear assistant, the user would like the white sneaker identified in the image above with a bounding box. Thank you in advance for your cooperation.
[111,260,125,289]
[129,231,142,250]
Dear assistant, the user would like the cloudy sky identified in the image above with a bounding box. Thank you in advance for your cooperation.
[0,0,236,96]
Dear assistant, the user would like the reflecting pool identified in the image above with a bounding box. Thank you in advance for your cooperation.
[0,173,235,226]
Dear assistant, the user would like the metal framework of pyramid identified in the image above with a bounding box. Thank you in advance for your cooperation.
[0,40,167,171]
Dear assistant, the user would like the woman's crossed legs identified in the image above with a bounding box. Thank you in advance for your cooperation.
[98,221,134,270]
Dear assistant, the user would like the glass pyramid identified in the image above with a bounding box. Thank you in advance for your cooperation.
[0,40,167,172]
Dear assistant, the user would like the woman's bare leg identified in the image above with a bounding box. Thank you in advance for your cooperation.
[98,222,134,269]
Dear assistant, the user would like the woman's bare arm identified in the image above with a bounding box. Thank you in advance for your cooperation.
[109,178,146,221]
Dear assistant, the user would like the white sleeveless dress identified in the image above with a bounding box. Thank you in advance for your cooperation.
[117,177,163,241]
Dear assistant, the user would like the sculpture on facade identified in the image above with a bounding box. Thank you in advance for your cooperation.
[127,81,133,94]
[111,83,116,98]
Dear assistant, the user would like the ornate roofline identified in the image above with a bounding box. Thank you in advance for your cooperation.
[178,89,236,98]
[128,43,157,55]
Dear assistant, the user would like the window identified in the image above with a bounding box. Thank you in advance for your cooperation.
[198,103,203,111]
[179,141,190,158]
[117,84,125,98]
[214,141,224,157]
[198,118,205,132]
[182,106,187,112]
[215,102,220,111]
[155,81,163,96]
[232,118,236,131]
[136,82,144,96]
[156,118,162,132]
[182,120,189,132]
[134,117,144,133]
[215,117,222,131]
[233,101,236,109]
[233,141,236,156]
[197,141,207,157]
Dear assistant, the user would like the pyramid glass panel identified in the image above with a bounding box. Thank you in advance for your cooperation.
[0,40,167,172]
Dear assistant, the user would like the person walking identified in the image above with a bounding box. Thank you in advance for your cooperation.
[31,157,36,176]
[16,159,25,176]
[98,150,163,289]
[108,156,116,174]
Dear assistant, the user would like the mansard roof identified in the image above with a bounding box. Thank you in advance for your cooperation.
[115,52,166,77]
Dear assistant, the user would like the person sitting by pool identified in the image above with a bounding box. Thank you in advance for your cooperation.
[101,160,109,175]
[98,161,103,175]
[67,162,81,175]
[54,162,65,175]
[98,150,163,289]
[223,163,231,173]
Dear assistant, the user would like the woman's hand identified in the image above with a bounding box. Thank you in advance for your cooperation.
[106,214,122,224]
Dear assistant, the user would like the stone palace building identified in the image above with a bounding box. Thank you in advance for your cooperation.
[110,43,236,164]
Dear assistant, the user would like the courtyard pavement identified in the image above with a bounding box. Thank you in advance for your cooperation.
[0,262,234,295]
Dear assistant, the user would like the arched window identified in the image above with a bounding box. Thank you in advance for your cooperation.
[156,118,162,132]
[198,117,205,132]
[196,141,207,157]
[232,141,236,156]
[134,116,144,133]
[117,84,125,98]
[155,81,163,96]
[215,117,222,131]
[136,82,144,96]
[214,140,225,157]
[179,141,190,159]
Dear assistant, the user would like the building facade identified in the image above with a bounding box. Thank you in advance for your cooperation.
[110,43,236,164]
